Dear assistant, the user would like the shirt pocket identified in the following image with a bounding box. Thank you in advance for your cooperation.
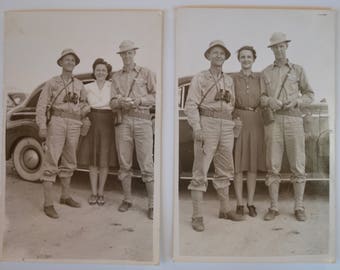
[286,73,299,96]
[135,78,147,89]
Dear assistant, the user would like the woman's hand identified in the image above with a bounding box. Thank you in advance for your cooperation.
[268,97,283,111]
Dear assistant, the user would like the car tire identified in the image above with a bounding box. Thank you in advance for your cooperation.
[12,137,44,182]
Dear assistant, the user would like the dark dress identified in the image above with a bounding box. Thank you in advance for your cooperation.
[231,71,266,173]
[85,81,114,168]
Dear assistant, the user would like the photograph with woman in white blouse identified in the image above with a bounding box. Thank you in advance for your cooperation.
[85,58,113,206]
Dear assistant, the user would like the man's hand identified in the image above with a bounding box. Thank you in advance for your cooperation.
[282,100,298,110]
[39,128,48,139]
[119,97,135,109]
[193,129,204,142]
[132,97,142,107]
[268,97,283,111]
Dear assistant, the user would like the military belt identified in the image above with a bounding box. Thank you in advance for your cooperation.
[199,108,232,120]
[126,110,152,120]
[52,109,82,121]
[235,105,258,112]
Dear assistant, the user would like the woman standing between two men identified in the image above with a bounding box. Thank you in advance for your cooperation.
[85,58,113,206]
[231,46,266,217]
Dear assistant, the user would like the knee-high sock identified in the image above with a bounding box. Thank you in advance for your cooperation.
[43,181,54,207]
[293,181,305,211]
[145,181,154,209]
[191,190,203,218]
[216,187,230,213]
[268,181,280,211]
[121,176,132,203]
[60,177,71,199]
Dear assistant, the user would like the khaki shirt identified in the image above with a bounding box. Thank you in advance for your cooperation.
[36,76,90,130]
[261,60,314,115]
[184,70,235,131]
[110,65,156,111]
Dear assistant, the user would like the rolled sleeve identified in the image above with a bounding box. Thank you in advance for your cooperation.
[259,73,270,107]
[297,67,314,107]
[140,70,156,106]
[79,86,91,117]
[36,80,52,130]
[110,79,122,111]
[184,75,202,131]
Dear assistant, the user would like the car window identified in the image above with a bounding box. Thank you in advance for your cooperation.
[178,83,190,109]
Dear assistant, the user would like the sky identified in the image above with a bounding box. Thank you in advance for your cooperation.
[176,7,335,102]
[4,10,162,93]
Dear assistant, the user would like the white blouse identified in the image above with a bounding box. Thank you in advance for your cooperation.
[85,81,111,110]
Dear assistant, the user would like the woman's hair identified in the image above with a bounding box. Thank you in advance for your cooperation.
[91,58,112,80]
[237,46,257,61]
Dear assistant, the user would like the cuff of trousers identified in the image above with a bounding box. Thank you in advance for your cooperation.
[142,176,154,183]
[265,173,281,186]
[40,175,57,182]
[269,206,279,212]
[290,175,306,183]
[58,171,75,179]
[294,205,305,211]
[212,178,231,190]
[188,181,208,192]
[118,170,133,181]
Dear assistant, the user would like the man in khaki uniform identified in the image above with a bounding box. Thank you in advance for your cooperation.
[261,33,314,221]
[110,40,156,220]
[36,49,90,219]
[184,40,245,232]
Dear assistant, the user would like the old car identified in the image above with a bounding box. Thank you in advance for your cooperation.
[6,73,146,182]
[178,75,330,181]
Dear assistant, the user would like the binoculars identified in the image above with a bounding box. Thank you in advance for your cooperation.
[215,89,231,103]
[63,92,79,104]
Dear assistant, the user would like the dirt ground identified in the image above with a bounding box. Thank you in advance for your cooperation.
[178,180,330,258]
[2,161,153,263]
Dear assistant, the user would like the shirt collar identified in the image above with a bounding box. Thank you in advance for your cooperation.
[122,64,141,73]
[239,69,255,78]
[273,59,293,68]
[56,75,74,85]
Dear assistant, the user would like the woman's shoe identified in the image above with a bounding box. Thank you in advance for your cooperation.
[88,194,97,205]
[236,205,244,215]
[247,204,257,217]
[97,195,105,206]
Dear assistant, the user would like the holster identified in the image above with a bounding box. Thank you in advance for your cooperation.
[261,107,275,126]
[46,104,53,125]
[113,110,123,126]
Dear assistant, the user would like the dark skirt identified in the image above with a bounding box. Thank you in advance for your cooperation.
[88,109,114,168]
[234,109,266,173]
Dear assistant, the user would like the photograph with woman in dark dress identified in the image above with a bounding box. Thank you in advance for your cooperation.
[231,46,266,217]
[85,58,113,206]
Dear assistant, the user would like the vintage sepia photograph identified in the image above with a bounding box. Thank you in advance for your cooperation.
[1,9,162,264]
[174,7,335,262]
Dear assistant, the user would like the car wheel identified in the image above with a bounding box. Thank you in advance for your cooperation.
[12,137,44,181]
